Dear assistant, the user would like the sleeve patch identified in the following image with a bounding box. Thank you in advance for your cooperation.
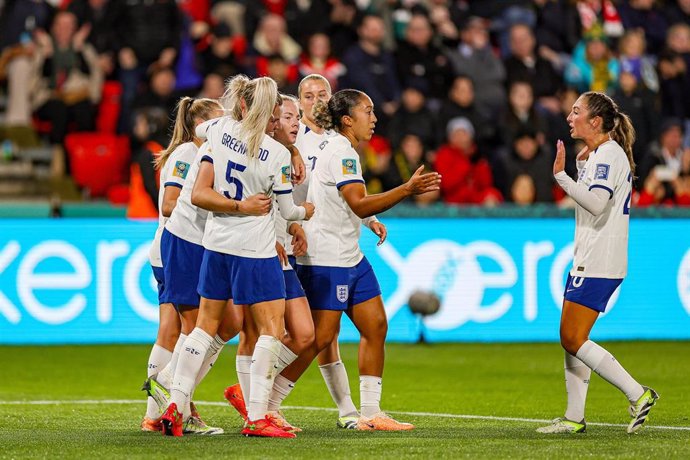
[281,165,291,184]
[595,163,610,180]
[342,158,357,175]
[173,161,190,179]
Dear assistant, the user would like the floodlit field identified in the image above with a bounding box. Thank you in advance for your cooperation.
[1,342,688,459]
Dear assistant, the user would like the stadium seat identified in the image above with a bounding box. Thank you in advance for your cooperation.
[64,132,130,197]
[96,81,123,134]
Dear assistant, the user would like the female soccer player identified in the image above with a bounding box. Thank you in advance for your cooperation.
[278,89,440,431]
[142,97,223,432]
[537,91,658,435]
[161,76,314,438]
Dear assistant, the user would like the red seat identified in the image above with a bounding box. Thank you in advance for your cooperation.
[64,132,130,197]
[96,81,123,134]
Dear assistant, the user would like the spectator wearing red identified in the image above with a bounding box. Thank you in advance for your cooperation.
[298,33,345,92]
[434,117,502,205]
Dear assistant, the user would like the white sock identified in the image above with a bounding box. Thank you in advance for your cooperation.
[170,328,213,419]
[157,333,187,390]
[195,335,225,387]
[319,361,358,417]
[275,343,298,374]
[564,352,590,422]
[267,374,295,412]
[576,340,644,403]
[360,375,382,418]
[236,355,252,404]
[247,335,281,421]
[145,344,172,419]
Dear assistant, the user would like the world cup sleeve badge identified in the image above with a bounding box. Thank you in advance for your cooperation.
[342,158,357,175]
[281,165,291,184]
[595,163,610,180]
[173,161,190,179]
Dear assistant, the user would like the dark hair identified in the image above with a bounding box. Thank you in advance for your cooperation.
[582,91,636,175]
[312,89,366,131]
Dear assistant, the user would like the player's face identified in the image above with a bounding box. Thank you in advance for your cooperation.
[274,100,300,145]
[265,103,281,137]
[349,95,377,142]
[566,96,595,140]
[299,79,331,123]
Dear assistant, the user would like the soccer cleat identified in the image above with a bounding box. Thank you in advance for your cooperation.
[183,415,224,435]
[223,384,248,421]
[536,417,586,434]
[142,376,170,413]
[160,403,183,437]
[356,413,415,431]
[241,416,296,438]
[627,387,659,434]
[140,416,162,432]
[266,410,302,433]
[336,416,359,429]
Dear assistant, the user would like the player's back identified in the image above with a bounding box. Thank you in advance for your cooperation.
[202,116,293,258]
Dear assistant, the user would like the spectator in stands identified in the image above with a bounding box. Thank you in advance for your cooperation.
[436,75,495,153]
[428,0,459,47]
[197,72,225,100]
[200,23,240,79]
[503,23,562,105]
[499,81,548,150]
[664,0,690,27]
[617,29,659,92]
[638,118,688,191]
[659,23,690,142]
[613,61,659,166]
[434,117,502,206]
[533,0,580,56]
[446,16,506,117]
[617,0,669,56]
[67,0,115,78]
[130,106,169,211]
[263,54,299,95]
[341,14,401,133]
[134,67,179,119]
[395,12,451,103]
[298,33,345,92]
[387,85,437,151]
[30,11,103,147]
[110,0,182,132]
[326,0,360,58]
[564,23,619,94]
[379,133,439,205]
[358,134,392,196]
[247,13,300,78]
[575,0,624,40]
[497,127,554,203]
[510,173,537,205]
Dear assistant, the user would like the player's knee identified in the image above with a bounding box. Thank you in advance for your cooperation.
[560,330,585,355]
[293,330,315,355]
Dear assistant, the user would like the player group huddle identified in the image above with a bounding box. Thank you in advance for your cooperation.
[140,73,441,438]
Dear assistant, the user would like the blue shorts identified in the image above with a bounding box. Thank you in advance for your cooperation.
[564,274,623,312]
[284,268,306,300]
[197,249,285,305]
[161,229,204,307]
[295,257,381,311]
[151,265,165,304]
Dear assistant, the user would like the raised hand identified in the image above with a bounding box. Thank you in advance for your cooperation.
[554,140,566,176]
[404,165,442,195]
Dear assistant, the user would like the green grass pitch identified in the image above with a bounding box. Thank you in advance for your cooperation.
[1,342,688,459]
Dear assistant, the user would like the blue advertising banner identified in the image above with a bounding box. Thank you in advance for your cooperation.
[1,218,689,344]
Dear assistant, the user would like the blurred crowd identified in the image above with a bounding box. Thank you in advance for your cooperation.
[1,0,690,208]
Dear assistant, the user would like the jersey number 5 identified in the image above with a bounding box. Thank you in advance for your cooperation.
[224,160,246,200]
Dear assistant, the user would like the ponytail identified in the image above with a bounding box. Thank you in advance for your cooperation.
[612,111,636,175]
[238,77,277,160]
[312,99,334,130]
[155,97,222,170]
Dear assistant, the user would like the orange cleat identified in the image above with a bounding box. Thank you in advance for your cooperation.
[224,384,248,421]
[241,417,296,438]
[160,403,183,437]
[266,410,302,433]
[356,413,415,431]
[140,416,162,432]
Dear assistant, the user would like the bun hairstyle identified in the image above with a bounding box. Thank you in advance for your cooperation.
[312,89,365,132]
[155,97,222,170]
[582,91,636,175]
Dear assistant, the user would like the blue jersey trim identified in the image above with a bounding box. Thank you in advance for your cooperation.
[274,189,292,195]
[336,179,365,189]
[163,182,183,189]
[201,155,213,164]
[589,184,613,199]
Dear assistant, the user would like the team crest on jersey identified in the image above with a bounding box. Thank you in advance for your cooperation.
[595,163,610,180]
[342,159,357,175]
[173,161,190,179]
[281,165,291,184]
[336,285,349,303]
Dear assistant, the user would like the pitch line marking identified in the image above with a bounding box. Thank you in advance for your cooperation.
[0,399,687,432]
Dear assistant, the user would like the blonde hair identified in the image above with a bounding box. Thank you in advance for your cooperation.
[155,97,222,170]
[297,74,332,99]
[582,91,636,175]
[225,76,278,160]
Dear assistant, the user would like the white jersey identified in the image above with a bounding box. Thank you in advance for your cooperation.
[202,117,294,258]
[298,133,365,268]
[572,140,631,278]
[149,142,197,267]
[164,143,211,246]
